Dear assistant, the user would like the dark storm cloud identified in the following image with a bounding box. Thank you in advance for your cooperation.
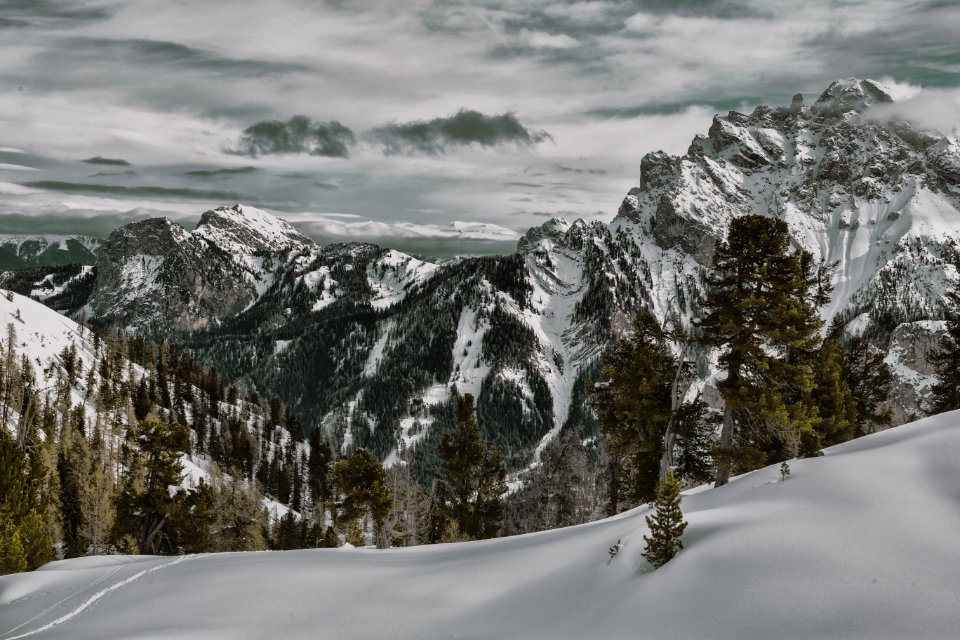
[23,181,245,201]
[82,156,131,166]
[184,166,258,178]
[0,17,31,28]
[587,95,772,119]
[58,37,313,77]
[554,164,606,176]
[0,0,112,24]
[231,116,356,158]
[371,110,552,155]
[88,171,138,178]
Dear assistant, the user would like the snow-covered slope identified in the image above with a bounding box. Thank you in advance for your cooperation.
[2,411,958,639]
[0,288,301,520]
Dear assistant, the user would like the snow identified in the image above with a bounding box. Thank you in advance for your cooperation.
[367,250,437,310]
[362,322,392,377]
[448,307,490,399]
[4,412,960,638]
[193,204,309,254]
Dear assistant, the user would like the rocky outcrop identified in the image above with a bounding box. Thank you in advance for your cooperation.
[88,206,310,334]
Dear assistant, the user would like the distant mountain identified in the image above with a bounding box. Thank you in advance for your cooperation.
[0,234,100,270]
[5,79,960,473]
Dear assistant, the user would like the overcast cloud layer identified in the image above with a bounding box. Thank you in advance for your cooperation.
[0,0,958,254]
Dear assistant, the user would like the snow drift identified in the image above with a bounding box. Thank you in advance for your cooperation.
[2,410,959,639]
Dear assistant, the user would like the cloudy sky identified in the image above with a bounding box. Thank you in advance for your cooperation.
[0,0,958,255]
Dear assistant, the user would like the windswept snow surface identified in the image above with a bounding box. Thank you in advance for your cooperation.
[4,412,960,639]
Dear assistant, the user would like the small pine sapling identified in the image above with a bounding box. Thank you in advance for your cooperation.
[642,471,687,569]
[608,538,621,559]
[780,461,791,481]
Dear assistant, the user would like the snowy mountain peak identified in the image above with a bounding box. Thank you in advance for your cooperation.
[813,77,894,115]
[194,204,313,253]
[517,216,590,251]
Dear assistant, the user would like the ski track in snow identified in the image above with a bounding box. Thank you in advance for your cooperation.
[1,555,194,640]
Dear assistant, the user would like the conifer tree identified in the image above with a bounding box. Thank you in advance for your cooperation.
[702,215,826,487]
[0,514,26,575]
[331,448,392,548]
[843,335,892,435]
[590,312,711,513]
[929,288,960,414]
[810,337,856,453]
[642,470,687,569]
[114,419,191,554]
[18,509,53,570]
[431,393,507,541]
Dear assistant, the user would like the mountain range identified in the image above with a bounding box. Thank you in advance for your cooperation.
[3,78,958,476]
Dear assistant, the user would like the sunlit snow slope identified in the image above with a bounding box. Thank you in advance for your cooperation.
[2,412,959,639]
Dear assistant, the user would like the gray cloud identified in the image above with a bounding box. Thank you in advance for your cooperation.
[371,110,553,155]
[184,166,258,178]
[60,37,313,77]
[1,0,112,24]
[232,116,356,158]
[23,181,245,202]
[82,156,131,166]
[554,164,606,175]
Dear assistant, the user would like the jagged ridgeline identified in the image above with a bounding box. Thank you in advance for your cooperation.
[5,78,960,467]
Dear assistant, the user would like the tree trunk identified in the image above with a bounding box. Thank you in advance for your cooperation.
[714,355,741,488]
[713,407,735,487]
[140,513,167,554]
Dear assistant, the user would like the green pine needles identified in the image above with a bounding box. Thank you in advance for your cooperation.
[642,470,687,569]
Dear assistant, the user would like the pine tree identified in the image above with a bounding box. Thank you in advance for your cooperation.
[0,513,26,575]
[114,419,191,554]
[331,448,392,548]
[590,312,711,512]
[18,509,53,570]
[642,470,687,569]
[702,215,826,487]
[844,335,892,435]
[431,394,507,542]
[810,337,856,452]
[929,287,960,414]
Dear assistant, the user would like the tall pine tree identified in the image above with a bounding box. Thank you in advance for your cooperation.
[431,394,507,541]
[702,215,826,486]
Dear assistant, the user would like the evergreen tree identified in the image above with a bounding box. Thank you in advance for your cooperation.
[431,394,507,541]
[929,287,960,413]
[590,312,712,513]
[702,215,826,487]
[0,513,26,575]
[18,509,53,570]
[844,335,892,435]
[590,312,673,513]
[331,448,392,548]
[642,470,687,569]
[810,337,856,452]
[114,420,191,554]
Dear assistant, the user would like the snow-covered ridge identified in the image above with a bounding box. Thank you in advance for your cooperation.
[193,203,313,254]
[3,411,958,639]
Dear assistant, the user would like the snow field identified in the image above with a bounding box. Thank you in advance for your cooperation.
[3,410,960,639]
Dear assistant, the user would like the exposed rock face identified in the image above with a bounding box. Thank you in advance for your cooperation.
[88,207,308,334]
[883,321,946,426]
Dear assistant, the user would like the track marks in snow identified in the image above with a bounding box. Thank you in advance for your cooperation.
[1,555,194,640]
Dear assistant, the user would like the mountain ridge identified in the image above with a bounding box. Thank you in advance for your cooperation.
[3,77,959,471]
